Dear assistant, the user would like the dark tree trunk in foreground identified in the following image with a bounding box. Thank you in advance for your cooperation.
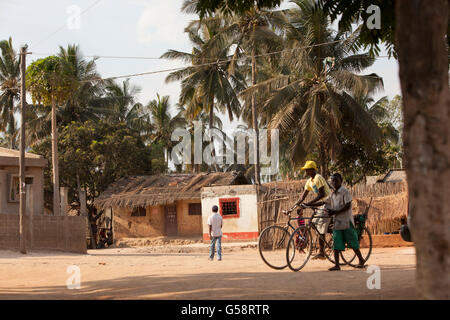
[396,0,449,299]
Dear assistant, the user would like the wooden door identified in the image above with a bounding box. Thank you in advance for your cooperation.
[165,205,178,236]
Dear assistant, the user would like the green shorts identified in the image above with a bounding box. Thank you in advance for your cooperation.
[333,224,360,251]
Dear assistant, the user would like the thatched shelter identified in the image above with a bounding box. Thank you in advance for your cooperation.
[353,192,408,235]
[95,172,250,239]
[381,169,406,183]
[258,179,408,236]
[95,171,249,209]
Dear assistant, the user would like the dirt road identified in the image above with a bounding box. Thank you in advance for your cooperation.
[0,246,416,299]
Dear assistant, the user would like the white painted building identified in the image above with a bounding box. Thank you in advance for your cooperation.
[201,184,260,242]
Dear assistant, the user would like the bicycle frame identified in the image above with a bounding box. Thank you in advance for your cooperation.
[295,206,334,254]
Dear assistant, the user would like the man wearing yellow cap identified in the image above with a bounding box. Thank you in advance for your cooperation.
[295,160,331,259]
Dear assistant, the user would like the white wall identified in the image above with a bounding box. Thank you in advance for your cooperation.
[201,185,259,241]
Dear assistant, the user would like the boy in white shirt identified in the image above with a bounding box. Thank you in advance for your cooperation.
[207,205,223,261]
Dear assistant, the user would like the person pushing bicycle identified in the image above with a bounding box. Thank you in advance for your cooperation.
[312,173,366,271]
[295,160,331,260]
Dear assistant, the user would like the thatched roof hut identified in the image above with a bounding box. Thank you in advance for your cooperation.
[94,171,250,210]
[381,169,406,183]
[353,192,408,235]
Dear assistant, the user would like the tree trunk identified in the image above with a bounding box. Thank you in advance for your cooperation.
[9,116,15,150]
[318,142,328,179]
[51,98,60,216]
[208,101,219,172]
[252,46,261,185]
[396,0,449,299]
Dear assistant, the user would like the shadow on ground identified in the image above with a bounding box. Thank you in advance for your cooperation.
[0,265,416,300]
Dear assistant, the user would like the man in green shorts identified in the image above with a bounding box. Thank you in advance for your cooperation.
[324,173,365,271]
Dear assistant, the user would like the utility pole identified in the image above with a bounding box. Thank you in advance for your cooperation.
[19,46,28,254]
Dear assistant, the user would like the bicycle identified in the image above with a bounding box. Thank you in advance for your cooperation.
[258,204,305,270]
[286,202,374,272]
[285,204,337,272]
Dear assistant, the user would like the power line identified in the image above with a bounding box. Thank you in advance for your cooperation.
[80,39,348,82]
[30,39,347,61]
[30,0,103,49]
[30,53,162,60]
[5,39,387,88]
[79,39,388,83]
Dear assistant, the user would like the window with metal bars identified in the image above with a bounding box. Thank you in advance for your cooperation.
[188,203,202,215]
[219,198,240,218]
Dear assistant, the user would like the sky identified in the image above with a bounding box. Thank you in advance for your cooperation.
[0,0,401,134]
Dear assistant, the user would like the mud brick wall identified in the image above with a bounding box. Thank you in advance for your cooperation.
[0,215,86,254]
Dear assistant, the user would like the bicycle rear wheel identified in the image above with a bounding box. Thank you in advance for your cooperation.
[286,226,313,272]
[258,225,291,269]
[324,232,341,265]
[340,227,373,266]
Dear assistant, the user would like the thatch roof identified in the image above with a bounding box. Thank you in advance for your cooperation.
[365,175,383,185]
[94,171,250,209]
[262,179,307,190]
[381,169,406,183]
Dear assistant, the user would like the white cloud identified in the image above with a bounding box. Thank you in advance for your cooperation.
[136,0,193,47]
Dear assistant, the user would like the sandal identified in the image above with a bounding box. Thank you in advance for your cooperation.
[328,265,341,271]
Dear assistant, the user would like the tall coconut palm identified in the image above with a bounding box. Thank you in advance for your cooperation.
[360,95,400,145]
[176,103,224,173]
[146,94,186,165]
[101,79,153,139]
[0,38,20,149]
[27,45,105,145]
[241,0,384,177]
[204,4,287,183]
[26,56,76,216]
[162,14,246,171]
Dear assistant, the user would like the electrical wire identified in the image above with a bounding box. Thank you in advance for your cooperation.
[29,0,103,49]
[5,39,389,88]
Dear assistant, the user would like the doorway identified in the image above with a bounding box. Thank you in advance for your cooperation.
[165,204,178,236]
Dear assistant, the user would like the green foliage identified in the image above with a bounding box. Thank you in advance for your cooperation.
[0,37,20,149]
[318,0,396,57]
[330,95,404,184]
[26,55,77,106]
[239,0,383,177]
[193,0,282,18]
[31,120,164,208]
[329,140,389,186]
[379,94,403,131]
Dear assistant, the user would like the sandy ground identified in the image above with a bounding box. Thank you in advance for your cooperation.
[0,246,416,299]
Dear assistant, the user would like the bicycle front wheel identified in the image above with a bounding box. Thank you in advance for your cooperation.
[286,226,313,272]
[258,225,291,270]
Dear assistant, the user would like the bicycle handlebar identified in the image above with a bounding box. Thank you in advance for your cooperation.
[299,203,322,209]
[282,204,299,216]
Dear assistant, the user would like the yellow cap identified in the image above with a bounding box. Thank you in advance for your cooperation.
[301,160,318,171]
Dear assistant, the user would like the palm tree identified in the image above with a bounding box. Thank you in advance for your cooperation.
[175,102,223,173]
[241,0,384,177]
[27,45,105,144]
[205,4,287,184]
[102,79,152,137]
[146,94,186,166]
[361,95,400,145]
[0,38,20,149]
[26,56,76,216]
[162,14,245,171]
